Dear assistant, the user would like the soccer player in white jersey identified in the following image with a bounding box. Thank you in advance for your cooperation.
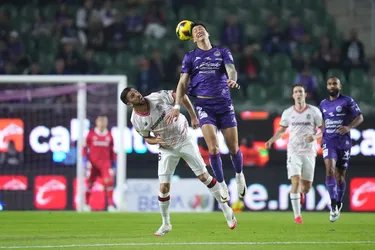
[120,87,237,236]
[265,84,323,224]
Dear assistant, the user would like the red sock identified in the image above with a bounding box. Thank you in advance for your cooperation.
[106,189,114,206]
[85,190,91,204]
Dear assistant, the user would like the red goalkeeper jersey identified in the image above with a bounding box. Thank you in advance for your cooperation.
[83,128,116,165]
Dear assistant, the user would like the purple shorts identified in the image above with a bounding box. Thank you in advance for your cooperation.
[322,143,351,169]
[194,98,237,129]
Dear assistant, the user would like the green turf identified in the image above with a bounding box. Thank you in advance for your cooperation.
[0,212,374,249]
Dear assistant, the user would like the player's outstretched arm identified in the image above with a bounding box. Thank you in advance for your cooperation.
[265,126,287,148]
[225,64,240,89]
[165,73,189,124]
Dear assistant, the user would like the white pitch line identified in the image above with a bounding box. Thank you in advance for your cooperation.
[0,241,374,249]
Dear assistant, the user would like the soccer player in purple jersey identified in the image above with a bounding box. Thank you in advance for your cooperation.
[319,77,363,222]
[165,22,247,202]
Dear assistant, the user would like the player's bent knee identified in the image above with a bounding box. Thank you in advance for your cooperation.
[197,172,209,183]
[159,183,170,194]
[103,177,113,187]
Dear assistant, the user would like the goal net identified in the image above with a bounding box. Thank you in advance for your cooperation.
[0,75,127,211]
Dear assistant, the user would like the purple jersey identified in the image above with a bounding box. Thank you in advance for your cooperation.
[319,94,361,148]
[181,46,234,100]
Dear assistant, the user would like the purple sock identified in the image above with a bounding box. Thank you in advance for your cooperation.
[209,153,224,182]
[230,150,243,173]
[325,176,337,203]
[337,180,346,203]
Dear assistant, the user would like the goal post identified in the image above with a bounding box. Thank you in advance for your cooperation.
[0,75,127,211]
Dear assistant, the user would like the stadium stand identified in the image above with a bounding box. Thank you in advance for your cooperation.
[0,0,373,113]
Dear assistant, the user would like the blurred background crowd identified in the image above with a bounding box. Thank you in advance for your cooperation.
[0,0,373,112]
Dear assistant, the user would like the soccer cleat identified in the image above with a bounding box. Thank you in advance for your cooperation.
[219,184,230,203]
[224,208,237,230]
[329,206,339,223]
[300,192,305,205]
[82,204,91,212]
[336,202,343,219]
[154,224,172,236]
[236,172,247,199]
[107,205,117,212]
[294,216,303,224]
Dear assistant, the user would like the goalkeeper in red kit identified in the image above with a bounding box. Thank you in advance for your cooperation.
[83,115,116,211]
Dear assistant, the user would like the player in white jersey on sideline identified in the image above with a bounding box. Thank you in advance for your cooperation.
[120,87,237,236]
[266,84,323,224]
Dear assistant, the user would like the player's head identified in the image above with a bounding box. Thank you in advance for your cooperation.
[292,83,306,104]
[120,87,145,106]
[326,76,341,97]
[191,22,209,43]
[95,115,108,130]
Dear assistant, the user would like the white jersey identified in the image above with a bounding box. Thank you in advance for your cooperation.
[280,104,323,156]
[131,90,188,148]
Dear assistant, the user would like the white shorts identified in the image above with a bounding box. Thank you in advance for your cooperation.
[286,154,316,182]
[158,130,207,183]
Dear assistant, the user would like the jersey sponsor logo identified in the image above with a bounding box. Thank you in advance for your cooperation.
[306,114,311,120]
[291,122,311,126]
[34,176,67,209]
[336,106,342,112]
[350,178,375,211]
[0,119,24,152]
[0,175,27,190]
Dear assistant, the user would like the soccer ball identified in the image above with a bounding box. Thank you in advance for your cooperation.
[231,200,245,213]
[176,20,194,41]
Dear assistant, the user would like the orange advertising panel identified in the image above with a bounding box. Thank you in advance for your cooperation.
[0,119,24,152]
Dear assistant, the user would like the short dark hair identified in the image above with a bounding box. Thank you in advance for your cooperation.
[191,22,208,32]
[327,76,342,84]
[292,83,305,93]
[120,87,133,104]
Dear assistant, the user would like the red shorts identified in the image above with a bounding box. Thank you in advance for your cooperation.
[87,161,113,183]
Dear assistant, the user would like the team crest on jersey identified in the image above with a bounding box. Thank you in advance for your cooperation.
[336,105,342,112]
[214,51,221,57]
[306,114,311,120]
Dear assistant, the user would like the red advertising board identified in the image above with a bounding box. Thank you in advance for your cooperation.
[34,176,67,210]
[350,178,375,211]
[0,176,27,190]
[73,178,105,210]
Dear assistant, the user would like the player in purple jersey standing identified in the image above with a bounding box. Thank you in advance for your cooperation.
[166,22,247,202]
[319,77,363,222]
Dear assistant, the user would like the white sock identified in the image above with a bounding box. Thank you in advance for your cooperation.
[290,193,301,218]
[219,181,228,191]
[158,192,170,225]
[235,172,244,181]
[203,176,223,203]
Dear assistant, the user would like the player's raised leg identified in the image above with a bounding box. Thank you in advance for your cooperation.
[222,127,247,199]
[201,124,229,201]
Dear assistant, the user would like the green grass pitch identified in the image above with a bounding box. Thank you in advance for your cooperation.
[0,211,374,249]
